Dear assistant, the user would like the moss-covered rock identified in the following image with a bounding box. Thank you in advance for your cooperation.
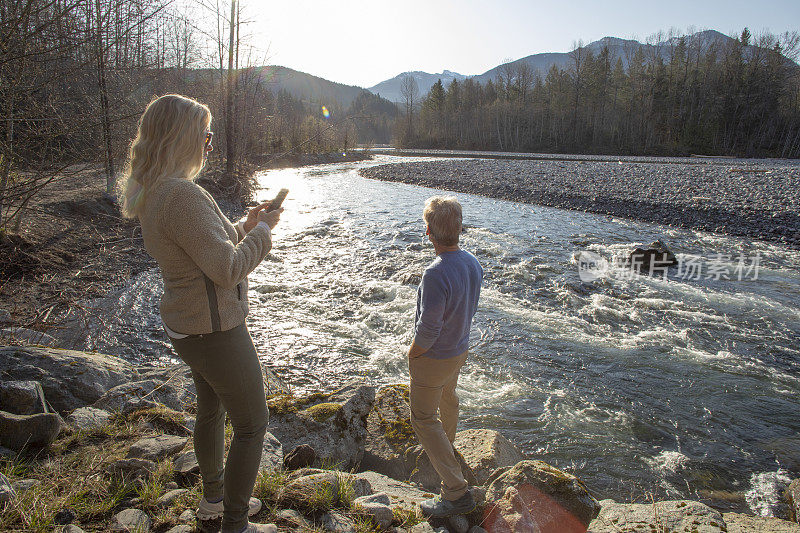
[485,460,600,529]
[267,381,375,470]
[361,384,417,480]
[303,402,343,423]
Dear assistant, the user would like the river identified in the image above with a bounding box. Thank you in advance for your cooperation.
[67,155,800,516]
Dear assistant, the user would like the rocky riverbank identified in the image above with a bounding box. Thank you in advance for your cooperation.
[359,157,800,248]
[2,345,799,532]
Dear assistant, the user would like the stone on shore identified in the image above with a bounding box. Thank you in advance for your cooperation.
[0,472,17,505]
[109,458,158,482]
[588,499,725,532]
[411,523,437,533]
[485,460,600,530]
[354,492,394,528]
[165,526,193,533]
[156,488,188,507]
[0,380,48,415]
[787,478,800,523]
[283,471,373,507]
[723,512,800,532]
[110,508,151,532]
[173,450,200,485]
[321,510,356,532]
[126,434,187,461]
[447,514,470,533]
[259,431,283,472]
[12,478,40,495]
[178,509,195,522]
[284,444,317,470]
[67,406,111,430]
[354,471,434,513]
[267,380,375,470]
[58,526,86,533]
[93,371,194,413]
[0,410,63,451]
[277,508,312,529]
[453,429,526,485]
[0,346,136,412]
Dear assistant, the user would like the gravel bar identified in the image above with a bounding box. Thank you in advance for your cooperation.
[360,157,800,248]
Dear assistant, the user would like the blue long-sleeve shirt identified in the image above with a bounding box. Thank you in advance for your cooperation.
[413,249,483,359]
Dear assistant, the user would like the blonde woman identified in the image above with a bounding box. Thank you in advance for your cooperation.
[120,94,280,533]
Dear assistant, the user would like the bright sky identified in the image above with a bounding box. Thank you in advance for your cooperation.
[247,0,800,88]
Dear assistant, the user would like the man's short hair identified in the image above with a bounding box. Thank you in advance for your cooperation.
[423,196,462,246]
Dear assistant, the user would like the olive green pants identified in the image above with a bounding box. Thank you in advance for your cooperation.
[409,350,469,500]
[170,323,269,532]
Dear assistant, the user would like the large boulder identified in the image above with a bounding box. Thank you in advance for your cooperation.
[454,429,526,485]
[588,499,725,532]
[0,410,63,451]
[92,368,195,413]
[360,384,476,492]
[362,384,416,480]
[267,381,375,470]
[485,460,600,532]
[0,380,48,415]
[0,346,136,413]
[405,444,477,493]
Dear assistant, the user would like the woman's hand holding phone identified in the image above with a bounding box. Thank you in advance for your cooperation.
[243,200,273,233]
[258,207,282,229]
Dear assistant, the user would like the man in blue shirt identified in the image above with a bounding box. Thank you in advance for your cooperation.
[407,196,483,518]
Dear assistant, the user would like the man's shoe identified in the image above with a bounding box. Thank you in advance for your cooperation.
[420,490,476,518]
[197,496,263,520]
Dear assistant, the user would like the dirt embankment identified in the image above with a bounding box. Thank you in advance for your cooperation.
[0,166,155,330]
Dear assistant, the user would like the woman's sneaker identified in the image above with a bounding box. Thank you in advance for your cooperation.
[196,496,263,520]
[420,490,476,517]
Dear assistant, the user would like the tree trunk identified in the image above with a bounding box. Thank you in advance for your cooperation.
[224,0,237,189]
[95,0,115,195]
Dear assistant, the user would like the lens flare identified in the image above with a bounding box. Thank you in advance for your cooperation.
[321,105,330,119]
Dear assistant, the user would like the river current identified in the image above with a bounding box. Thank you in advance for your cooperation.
[69,156,800,516]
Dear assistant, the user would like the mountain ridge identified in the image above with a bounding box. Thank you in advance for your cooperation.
[366,29,787,102]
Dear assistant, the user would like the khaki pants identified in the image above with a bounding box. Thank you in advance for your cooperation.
[409,350,469,500]
[170,323,268,533]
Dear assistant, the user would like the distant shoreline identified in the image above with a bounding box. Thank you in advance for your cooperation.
[360,156,800,249]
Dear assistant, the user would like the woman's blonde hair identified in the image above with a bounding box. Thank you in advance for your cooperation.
[423,196,462,246]
[119,94,211,218]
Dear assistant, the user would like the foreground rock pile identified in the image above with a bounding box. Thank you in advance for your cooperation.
[1,345,799,532]
[360,158,800,247]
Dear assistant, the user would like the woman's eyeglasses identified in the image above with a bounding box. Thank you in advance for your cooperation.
[205,131,214,152]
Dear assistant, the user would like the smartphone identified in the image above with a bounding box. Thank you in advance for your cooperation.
[266,188,289,212]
